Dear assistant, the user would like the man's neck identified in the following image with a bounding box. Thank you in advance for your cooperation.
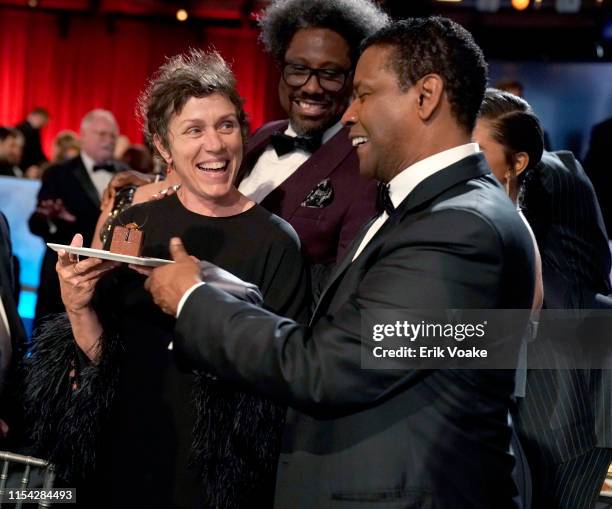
[81,151,108,166]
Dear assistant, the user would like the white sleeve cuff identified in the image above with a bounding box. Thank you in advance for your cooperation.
[176,282,206,318]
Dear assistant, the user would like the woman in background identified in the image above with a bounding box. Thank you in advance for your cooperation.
[473,88,544,313]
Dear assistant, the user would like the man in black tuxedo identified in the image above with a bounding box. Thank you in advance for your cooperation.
[145,18,536,508]
[29,109,123,326]
[0,212,26,444]
[237,0,387,269]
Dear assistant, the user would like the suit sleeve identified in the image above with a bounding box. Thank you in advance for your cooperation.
[28,166,80,243]
[175,209,506,416]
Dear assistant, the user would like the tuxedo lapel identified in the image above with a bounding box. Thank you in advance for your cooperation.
[310,216,377,323]
[395,153,490,220]
[310,153,491,324]
[261,127,354,219]
[72,160,100,208]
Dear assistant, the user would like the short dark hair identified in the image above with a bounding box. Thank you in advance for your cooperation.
[138,49,248,159]
[0,126,21,142]
[258,0,389,66]
[362,17,488,133]
[479,88,544,172]
[31,107,49,118]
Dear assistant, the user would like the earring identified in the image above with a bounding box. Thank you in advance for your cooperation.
[504,171,511,195]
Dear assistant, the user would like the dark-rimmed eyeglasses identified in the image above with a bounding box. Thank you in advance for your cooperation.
[281,63,351,92]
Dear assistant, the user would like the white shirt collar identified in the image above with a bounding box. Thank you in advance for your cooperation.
[388,143,480,208]
[285,121,343,145]
[80,151,95,173]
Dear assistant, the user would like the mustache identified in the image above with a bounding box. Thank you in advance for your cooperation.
[291,92,331,103]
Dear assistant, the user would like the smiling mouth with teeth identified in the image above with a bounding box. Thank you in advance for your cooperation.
[294,99,328,114]
[352,136,369,147]
[196,161,228,172]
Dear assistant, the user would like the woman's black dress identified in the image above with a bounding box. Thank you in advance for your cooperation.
[25,193,310,509]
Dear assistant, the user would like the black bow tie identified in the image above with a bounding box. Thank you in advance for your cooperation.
[376,182,395,216]
[270,132,322,157]
[93,162,115,172]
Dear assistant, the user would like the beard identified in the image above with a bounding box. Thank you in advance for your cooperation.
[289,111,339,138]
[287,91,348,138]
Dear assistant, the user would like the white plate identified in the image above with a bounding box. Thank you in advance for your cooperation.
[47,243,174,267]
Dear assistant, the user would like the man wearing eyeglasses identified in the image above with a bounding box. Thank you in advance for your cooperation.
[238,0,388,282]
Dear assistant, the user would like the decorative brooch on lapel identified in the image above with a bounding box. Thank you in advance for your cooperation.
[301,178,334,208]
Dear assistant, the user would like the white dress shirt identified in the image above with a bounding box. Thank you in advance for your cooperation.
[352,143,481,261]
[80,151,113,199]
[238,121,343,204]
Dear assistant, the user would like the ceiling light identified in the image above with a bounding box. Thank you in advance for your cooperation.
[511,0,530,10]
[176,9,188,22]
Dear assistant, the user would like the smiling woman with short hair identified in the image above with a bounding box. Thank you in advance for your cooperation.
[25,49,309,509]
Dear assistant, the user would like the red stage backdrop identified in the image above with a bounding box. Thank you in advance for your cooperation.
[0,7,284,158]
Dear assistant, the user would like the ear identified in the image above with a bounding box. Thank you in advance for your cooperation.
[416,74,444,121]
[153,134,172,165]
[512,152,529,177]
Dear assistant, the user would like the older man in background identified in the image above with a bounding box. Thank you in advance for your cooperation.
[29,109,125,326]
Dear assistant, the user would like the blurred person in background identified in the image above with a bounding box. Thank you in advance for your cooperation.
[476,88,612,509]
[33,130,81,180]
[51,130,80,163]
[0,127,25,178]
[113,134,131,160]
[120,144,153,174]
[16,107,49,174]
[28,109,126,327]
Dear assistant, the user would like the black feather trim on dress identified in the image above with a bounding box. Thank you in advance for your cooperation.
[191,373,286,509]
[22,313,123,482]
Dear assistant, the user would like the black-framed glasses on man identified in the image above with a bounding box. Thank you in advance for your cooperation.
[281,63,351,92]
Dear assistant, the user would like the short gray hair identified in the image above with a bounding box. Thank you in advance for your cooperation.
[138,49,248,159]
[80,109,118,132]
